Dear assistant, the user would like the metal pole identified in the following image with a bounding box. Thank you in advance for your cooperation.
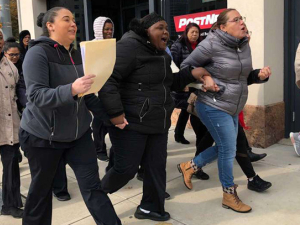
[0,0,13,38]
[83,0,90,41]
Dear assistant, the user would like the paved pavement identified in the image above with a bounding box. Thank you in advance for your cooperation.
[0,127,299,225]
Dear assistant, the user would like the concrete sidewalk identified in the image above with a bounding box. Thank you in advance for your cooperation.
[1,128,299,225]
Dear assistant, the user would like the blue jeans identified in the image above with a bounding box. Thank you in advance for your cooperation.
[193,102,238,188]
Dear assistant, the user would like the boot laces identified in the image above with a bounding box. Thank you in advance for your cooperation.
[234,192,241,205]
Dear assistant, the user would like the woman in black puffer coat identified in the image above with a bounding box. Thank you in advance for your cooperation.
[99,13,207,222]
[171,23,210,180]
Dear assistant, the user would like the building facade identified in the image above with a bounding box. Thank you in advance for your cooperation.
[16,0,299,148]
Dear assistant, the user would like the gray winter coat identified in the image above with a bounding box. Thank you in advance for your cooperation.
[182,29,263,116]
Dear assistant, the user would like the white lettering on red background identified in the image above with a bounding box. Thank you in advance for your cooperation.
[174,9,226,32]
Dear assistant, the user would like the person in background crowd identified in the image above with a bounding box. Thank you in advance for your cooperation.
[171,22,209,180]
[19,30,31,61]
[171,23,201,145]
[290,42,300,155]
[243,25,267,162]
[178,9,271,213]
[92,16,114,162]
[4,37,26,163]
[0,29,23,219]
[19,7,121,225]
[99,12,209,222]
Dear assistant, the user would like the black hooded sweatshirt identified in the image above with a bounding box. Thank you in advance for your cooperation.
[21,36,107,143]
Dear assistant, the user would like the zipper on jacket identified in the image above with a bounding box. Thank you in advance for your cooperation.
[49,111,56,145]
[162,56,167,129]
[69,49,80,140]
[234,49,244,115]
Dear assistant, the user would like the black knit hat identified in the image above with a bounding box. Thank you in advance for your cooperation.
[140,12,165,29]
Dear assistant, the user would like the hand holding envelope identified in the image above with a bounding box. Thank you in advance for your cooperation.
[78,39,116,96]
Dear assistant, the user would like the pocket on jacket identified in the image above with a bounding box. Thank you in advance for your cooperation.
[139,98,150,122]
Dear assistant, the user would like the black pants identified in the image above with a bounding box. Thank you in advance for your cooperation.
[195,123,256,178]
[102,127,168,214]
[52,157,68,196]
[174,109,189,137]
[0,144,23,209]
[190,114,209,148]
[92,116,108,156]
[20,131,121,225]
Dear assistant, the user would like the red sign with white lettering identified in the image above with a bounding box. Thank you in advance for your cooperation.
[173,9,226,32]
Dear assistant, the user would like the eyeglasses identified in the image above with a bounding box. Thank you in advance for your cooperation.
[7,53,20,58]
[228,16,246,23]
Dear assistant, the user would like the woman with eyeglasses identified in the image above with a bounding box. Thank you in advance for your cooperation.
[0,29,24,219]
[177,9,271,213]
[4,38,27,113]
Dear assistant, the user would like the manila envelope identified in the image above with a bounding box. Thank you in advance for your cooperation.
[79,39,116,96]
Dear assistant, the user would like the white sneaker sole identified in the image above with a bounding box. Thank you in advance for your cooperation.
[290,133,300,156]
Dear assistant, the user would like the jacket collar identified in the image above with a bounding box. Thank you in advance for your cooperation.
[213,29,248,49]
[122,31,165,55]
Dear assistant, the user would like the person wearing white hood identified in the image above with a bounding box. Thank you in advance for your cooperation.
[92,17,114,162]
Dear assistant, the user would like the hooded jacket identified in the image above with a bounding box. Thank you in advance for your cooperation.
[99,29,196,134]
[182,29,266,116]
[19,30,30,61]
[93,17,114,40]
[21,36,107,143]
[295,43,300,89]
[0,52,20,146]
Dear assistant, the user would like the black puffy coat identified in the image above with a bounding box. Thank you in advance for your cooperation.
[99,31,196,134]
[170,39,192,69]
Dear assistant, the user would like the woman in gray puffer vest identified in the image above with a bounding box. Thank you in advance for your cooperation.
[177,9,271,213]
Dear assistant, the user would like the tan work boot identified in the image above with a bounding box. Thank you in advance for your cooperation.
[222,185,252,213]
[177,160,197,190]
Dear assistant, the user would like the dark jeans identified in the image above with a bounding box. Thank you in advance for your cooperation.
[92,116,108,156]
[0,144,23,208]
[174,109,189,137]
[195,121,256,179]
[20,130,121,225]
[103,127,168,214]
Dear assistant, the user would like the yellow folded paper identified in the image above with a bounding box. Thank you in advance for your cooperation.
[79,39,116,96]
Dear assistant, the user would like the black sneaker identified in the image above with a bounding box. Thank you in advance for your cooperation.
[53,193,71,201]
[1,206,23,219]
[248,175,272,192]
[134,207,170,221]
[193,169,210,180]
[165,192,171,200]
[97,154,109,162]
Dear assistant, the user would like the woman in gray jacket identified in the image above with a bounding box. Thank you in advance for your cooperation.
[177,9,271,213]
